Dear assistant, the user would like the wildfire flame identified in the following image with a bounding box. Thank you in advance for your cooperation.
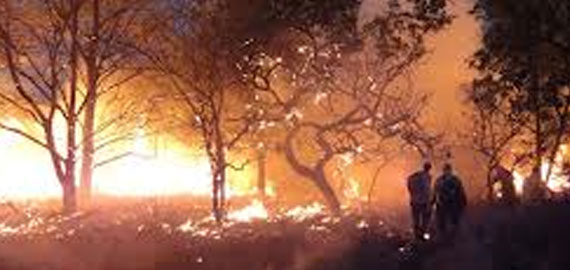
[512,144,570,195]
[0,118,255,199]
[227,199,269,222]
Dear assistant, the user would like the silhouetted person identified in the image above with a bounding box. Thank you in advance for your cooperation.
[491,165,517,205]
[523,166,547,204]
[407,162,433,240]
[434,163,466,238]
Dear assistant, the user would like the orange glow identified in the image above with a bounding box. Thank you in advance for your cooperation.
[541,145,570,193]
[0,118,256,199]
[227,199,269,222]
[0,118,62,198]
[512,144,570,195]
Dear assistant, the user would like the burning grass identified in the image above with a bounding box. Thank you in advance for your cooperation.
[0,196,411,270]
[3,196,570,270]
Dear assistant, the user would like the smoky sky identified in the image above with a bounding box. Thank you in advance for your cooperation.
[362,0,479,131]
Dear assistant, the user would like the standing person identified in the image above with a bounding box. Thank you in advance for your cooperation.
[407,162,433,240]
[434,163,467,238]
[491,165,517,206]
[523,166,547,204]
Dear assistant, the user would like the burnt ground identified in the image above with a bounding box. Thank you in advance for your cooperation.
[0,197,569,270]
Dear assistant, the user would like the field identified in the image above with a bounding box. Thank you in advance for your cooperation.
[0,197,412,270]
[1,196,570,270]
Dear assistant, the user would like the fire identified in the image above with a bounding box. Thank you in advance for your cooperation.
[512,144,570,195]
[343,177,361,201]
[284,202,326,221]
[94,129,214,197]
[0,118,61,198]
[0,118,256,199]
[512,171,525,195]
[227,199,269,222]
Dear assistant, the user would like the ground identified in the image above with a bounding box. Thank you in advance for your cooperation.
[0,196,569,270]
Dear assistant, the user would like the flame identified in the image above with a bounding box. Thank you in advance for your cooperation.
[0,118,256,199]
[512,171,525,195]
[343,177,361,201]
[512,144,570,195]
[94,129,215,197]
[284,202,325,221]
[0,118,62,198]
[227,199,268,222]
[541,145,570,192]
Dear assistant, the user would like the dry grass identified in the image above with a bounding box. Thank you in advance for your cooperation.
[0,196,410,270]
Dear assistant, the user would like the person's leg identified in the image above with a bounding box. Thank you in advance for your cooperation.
[436,207,446,235]
[449,209,461,237]
[419,204,431,238]
[411,203,422,239]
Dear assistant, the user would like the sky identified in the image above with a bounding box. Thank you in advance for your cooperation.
[417,0,479,127]
[362,0,480,130]
[358,0,483,203]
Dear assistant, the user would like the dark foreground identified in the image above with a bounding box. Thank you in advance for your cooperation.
[0,197,569,270]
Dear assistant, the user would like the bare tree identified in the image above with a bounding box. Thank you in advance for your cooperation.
[0,0,83,212]
[151,1,262,222]
[465,83,523,200]
[77,0,156,203]
[148,0,450,217]
[245,2,451,212]
[0,0,154,211]
[471,0,570,179]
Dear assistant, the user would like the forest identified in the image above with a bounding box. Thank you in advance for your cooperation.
[0,0,569,269]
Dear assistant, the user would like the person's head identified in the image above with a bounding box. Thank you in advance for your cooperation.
[423,162,432,172]
[443,163,453,175]
[531,165,541,177]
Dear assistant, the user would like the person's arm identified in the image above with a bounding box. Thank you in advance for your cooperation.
[457,178,467,209]
[432,177,440,205]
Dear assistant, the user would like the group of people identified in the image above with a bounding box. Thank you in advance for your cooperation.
[407,162,467,241]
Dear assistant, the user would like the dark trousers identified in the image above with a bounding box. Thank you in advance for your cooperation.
[411,202,431,239]
[436,205,462,236]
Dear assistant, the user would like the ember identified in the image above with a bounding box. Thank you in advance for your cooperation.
[0,0,570,269]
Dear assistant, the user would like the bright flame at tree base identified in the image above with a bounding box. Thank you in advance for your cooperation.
[512,145,570,195]
[0,122,256,199]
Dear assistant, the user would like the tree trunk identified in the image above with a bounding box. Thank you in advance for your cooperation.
[535,115,543,169]
[211,156,226,223]
[219,155,226,210]
[314,168,341,214]
[257,149,266,199]
[65,0,79,214]
[486,167,495,202]
[367,165,383,205]
[80,72,97,204]
[79,0,100,206]
[284,126,341,214]
[532,62,543,170]
[212,171,222,222]
[62,177,77,214]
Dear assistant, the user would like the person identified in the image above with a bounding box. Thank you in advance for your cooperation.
[407,162,433,240]
[490,165,517,205]
[434,163,467,238]
[523,166,547,204]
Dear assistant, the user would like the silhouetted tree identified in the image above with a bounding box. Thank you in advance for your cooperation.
[471,0,570,180]
[465,83,523,200]
[0,0,154,212]
[151,1,266,222]
[0,0,83,212]
[245,0,451,212]
[78,0,156,204]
